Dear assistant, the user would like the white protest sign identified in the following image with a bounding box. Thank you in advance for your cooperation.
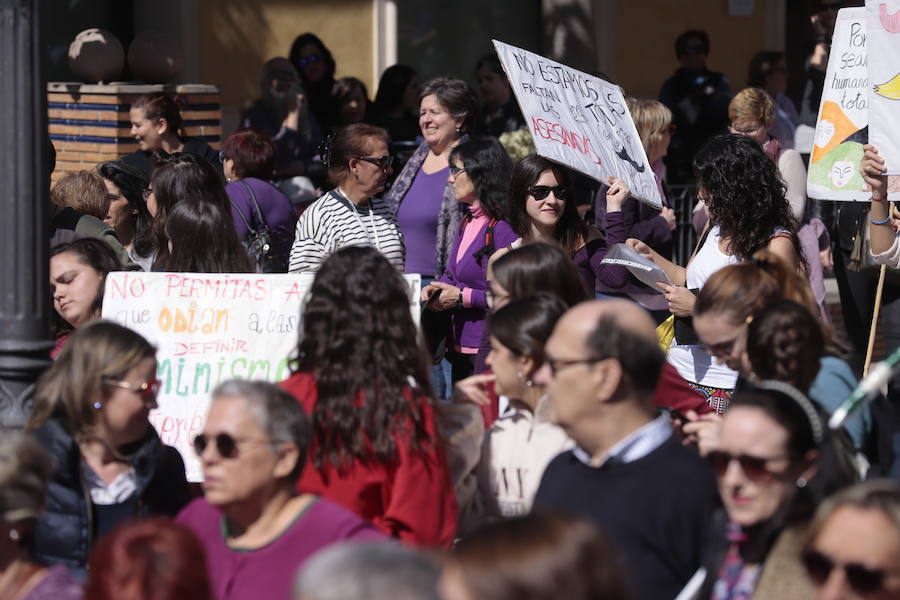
[102,272,421,481]
[869,0,900,189]
[493,39,662,208]
[808,7,869,200]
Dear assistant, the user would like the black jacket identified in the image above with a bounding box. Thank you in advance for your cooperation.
[31,417,191,572]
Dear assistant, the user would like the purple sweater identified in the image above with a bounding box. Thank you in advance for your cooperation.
[439,217,518,348]
[226,178,299,271]
[177,497,385,600]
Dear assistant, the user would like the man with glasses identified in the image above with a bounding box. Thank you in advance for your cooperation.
[533,299,718,600]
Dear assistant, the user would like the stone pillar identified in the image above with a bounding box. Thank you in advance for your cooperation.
[0,0,53,427]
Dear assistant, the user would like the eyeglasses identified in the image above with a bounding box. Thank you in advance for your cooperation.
[449,164,466,177]
[104,378,161,400]
[802,548,891,595]
[528,185,567,201]
[545,357,603,376]
[298,54,322,67]
[706,450,789,481]
[663,124,677,135]
[193,432,269,459]
[729,123,764,135]
[357,155,393,170]
[698,336,741,359]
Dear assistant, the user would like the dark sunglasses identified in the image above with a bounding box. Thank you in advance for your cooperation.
[193,433,268,459]
[298,54,322,67]
[803,548,888,595]
[528,185,567,201]
[358,155,392,170]
[706,450,788,481]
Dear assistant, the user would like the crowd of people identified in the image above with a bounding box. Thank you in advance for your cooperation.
[16,6,900,599]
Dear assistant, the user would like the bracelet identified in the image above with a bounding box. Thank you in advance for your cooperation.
[871,214,891,225]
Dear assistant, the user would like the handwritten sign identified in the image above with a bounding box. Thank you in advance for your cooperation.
[869,0,900,184]
[493,40,662,208]
[102,272,421,481]
[808,7,869,201]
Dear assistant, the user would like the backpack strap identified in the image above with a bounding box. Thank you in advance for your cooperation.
[473,217,499,261]
[239,180,273,235]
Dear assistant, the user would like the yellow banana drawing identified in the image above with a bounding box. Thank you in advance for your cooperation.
[875,72,900,100]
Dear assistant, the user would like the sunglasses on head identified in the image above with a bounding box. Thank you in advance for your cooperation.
[298,54,322,67]
[706,450,788,481]
[357,155,392,170]
[194,432,268,459]
[528,185,567,201]
[803,548,889,595]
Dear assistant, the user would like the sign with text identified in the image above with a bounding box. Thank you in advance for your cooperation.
[869,0,900,187]
[808,7,869,201]
[102,272,421,481]
[493,39,662,208]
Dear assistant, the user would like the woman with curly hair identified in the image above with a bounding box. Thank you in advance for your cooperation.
[97,160,155,271]
[421,137,518,383]
[628,134,803,407]
[280,246,458,547]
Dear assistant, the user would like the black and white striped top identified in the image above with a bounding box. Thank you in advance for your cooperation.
[288,191,406,273]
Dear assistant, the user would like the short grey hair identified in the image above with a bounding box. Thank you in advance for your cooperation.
[294,542,440,600]
[0,429,52,524]
[212,380,311,483]
[807,479,900,546]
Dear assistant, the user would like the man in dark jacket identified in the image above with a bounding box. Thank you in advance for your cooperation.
[533,300,719,600]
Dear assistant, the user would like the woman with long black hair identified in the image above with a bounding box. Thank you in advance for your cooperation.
[280,246,457,547]
[97,160,155,271]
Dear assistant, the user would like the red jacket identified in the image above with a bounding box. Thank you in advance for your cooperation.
[280,371,458,548]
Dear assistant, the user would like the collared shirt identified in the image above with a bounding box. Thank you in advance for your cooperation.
[572,413,673,468]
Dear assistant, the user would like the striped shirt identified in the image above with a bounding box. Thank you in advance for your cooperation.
[288,191,406,273]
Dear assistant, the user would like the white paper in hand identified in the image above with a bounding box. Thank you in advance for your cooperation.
[601,243,671,292]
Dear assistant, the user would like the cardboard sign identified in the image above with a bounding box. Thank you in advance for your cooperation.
[493,40,662,208]
[102,272,421,481]
[869,0,900,182]
[808,7,869,201]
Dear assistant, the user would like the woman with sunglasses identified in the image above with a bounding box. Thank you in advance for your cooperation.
[288,33,337,133]
[693,381,856,599]
[627,134,803,410]
[27,321,190,573]
[288,123,404,273]
[178,380,384,600]
[802,480,900,599]
[281,246,457,547]
[421,137,517,383]
[499,154,630,295]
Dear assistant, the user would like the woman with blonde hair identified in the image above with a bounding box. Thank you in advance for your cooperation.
[0,431,81,600]
[28,321,190,573]
[50,171,110,222]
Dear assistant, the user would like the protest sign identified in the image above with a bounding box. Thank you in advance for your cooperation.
[102,271,421,481]
[869,0,900,184]
[493,40,662,208]
[808,7,869,200]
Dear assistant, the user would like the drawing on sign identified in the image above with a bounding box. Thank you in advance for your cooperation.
[874,73,900,98]
[880,2,900,31]
[494,39,662,208]
[808,7,870,200]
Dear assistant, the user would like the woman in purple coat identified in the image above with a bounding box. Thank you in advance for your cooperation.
[421,138,517,383]
[223,129,298,272]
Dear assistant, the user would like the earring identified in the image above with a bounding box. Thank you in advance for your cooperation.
[93,401,102,410]
[9,529,19,541]
[525,379,534,387]
[796,477,807,488]
[455,126,461,134]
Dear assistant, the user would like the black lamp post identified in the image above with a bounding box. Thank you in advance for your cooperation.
[0,0,53,427]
